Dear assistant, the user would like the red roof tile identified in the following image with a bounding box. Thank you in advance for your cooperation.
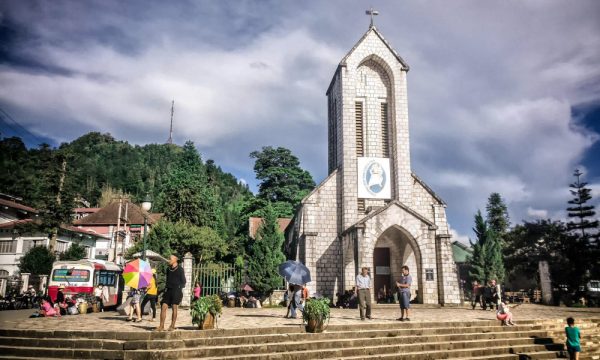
[248,217,292,239]
[0,199,38,213]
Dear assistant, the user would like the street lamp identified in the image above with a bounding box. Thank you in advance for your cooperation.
[141,194,152,261]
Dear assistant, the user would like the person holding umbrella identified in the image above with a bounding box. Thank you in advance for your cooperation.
[278,260,312,319]
[156,254,186,331]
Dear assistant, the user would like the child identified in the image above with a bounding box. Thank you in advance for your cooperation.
[565,317,581,360]
[127,288,142,322]
[496,302,516,326]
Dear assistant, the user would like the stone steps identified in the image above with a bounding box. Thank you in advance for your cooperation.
[0,318,598,359]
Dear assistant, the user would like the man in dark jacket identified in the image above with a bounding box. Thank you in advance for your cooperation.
[156,254,186,331]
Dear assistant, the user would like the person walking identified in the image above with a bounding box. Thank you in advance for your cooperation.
[565,317,582,360]
[289,284,303,319]
[356,267,372,320]
[141,269,158,321]
[396,265,412,321]
[156,254,186,331]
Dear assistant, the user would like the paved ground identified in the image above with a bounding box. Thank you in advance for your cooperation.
[1,304,599,332]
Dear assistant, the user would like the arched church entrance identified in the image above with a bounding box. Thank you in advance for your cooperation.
[373,226,422,303]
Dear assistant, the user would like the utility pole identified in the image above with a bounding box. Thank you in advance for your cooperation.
[49,158,67,251]
[167,99,174,145]
[112,198,123,263]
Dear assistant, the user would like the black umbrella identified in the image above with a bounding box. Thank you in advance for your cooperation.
[278,260,311,285]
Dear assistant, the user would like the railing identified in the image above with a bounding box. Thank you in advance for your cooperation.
[193,263,243,296]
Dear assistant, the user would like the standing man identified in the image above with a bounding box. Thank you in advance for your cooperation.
[156,254,186,331]
[396,265,412,321]
[356,267,372,320]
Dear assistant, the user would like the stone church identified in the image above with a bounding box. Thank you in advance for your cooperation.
[286,23,461,305]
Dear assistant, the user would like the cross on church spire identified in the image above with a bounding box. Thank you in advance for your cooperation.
[366,7,379,28]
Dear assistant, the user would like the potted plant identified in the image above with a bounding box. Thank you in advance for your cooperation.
[302,298,330,333]
[190,294,223,330]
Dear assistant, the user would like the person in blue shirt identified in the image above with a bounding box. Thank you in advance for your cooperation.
[565,317,581,360]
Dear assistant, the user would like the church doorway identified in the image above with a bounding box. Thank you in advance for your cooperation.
[373,226,422,303]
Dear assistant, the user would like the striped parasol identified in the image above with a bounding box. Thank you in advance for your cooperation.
[122,258,153,289]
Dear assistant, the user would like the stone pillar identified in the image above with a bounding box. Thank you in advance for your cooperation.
[538,261,553,305]
[20,273,31,293]
[181,252,193,307]
[0,278,6,297]
[39,275,48,295]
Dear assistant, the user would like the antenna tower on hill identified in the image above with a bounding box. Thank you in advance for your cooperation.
[167,99,174,144]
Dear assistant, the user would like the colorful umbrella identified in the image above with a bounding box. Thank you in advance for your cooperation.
[122,259,153,289]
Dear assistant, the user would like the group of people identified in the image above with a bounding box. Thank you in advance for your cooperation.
[471,279,503,310]
[355,265,412,321]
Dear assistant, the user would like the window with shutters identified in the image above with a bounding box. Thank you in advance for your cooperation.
[355,101,364,156]
[357,199,365,213]
[381,102,389,157]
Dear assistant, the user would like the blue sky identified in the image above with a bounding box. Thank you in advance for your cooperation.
[1,0,599,243]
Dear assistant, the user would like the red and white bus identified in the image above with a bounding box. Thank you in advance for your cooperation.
[48,259,123,307]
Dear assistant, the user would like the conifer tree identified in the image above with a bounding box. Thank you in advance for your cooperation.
[468,211,489,283]
[246,203,286,294]
[486,192,510,241]
[567,169,599,239]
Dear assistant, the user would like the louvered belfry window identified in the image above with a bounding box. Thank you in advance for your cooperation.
[381,102,389,157]
[355,101,364,157]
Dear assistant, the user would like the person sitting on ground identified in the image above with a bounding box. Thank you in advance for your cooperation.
[496,301,516,326]
[39,297,59,317]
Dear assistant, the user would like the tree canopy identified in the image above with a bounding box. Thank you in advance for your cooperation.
[19,246,55,275]
[250,146,315,217]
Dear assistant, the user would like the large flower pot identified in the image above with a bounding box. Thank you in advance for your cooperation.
[227,299,235,308]
[305,319,324,333]
[198,312,215,330]
[78,302,88,315]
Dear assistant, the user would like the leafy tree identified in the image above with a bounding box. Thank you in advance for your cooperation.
[567,169,598,239]
[250,146,315,217]
[246,203,286,294]
[127,219,228,265]
[504,220,587,290]
[156,141,225,233]
[19,246,55,275]
[59,243,88,261]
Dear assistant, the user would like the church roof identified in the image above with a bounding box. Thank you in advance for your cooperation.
[327,26,409,95]
[342,200,437,237]
[411,173,446,206]
[340,26,410,70]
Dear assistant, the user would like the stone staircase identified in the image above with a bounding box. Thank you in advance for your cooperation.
[0,318,598,359]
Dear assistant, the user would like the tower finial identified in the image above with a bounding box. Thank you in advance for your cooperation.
[366,7,379,28]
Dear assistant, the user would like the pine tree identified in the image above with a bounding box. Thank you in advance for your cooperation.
[246,203,286,294]
[486,192,510,240]
[567,169,599,239]
[468,211,489,283]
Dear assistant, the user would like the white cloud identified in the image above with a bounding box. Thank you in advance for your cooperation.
[527,207,548,219]
[0,0,599,239]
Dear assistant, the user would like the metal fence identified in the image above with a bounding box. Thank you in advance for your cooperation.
[193,263,243,296]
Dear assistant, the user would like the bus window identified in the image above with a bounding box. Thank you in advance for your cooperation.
[52,268,90,282]
[95,270,116,286]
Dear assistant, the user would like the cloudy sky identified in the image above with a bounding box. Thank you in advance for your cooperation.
[1,0,599,242]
